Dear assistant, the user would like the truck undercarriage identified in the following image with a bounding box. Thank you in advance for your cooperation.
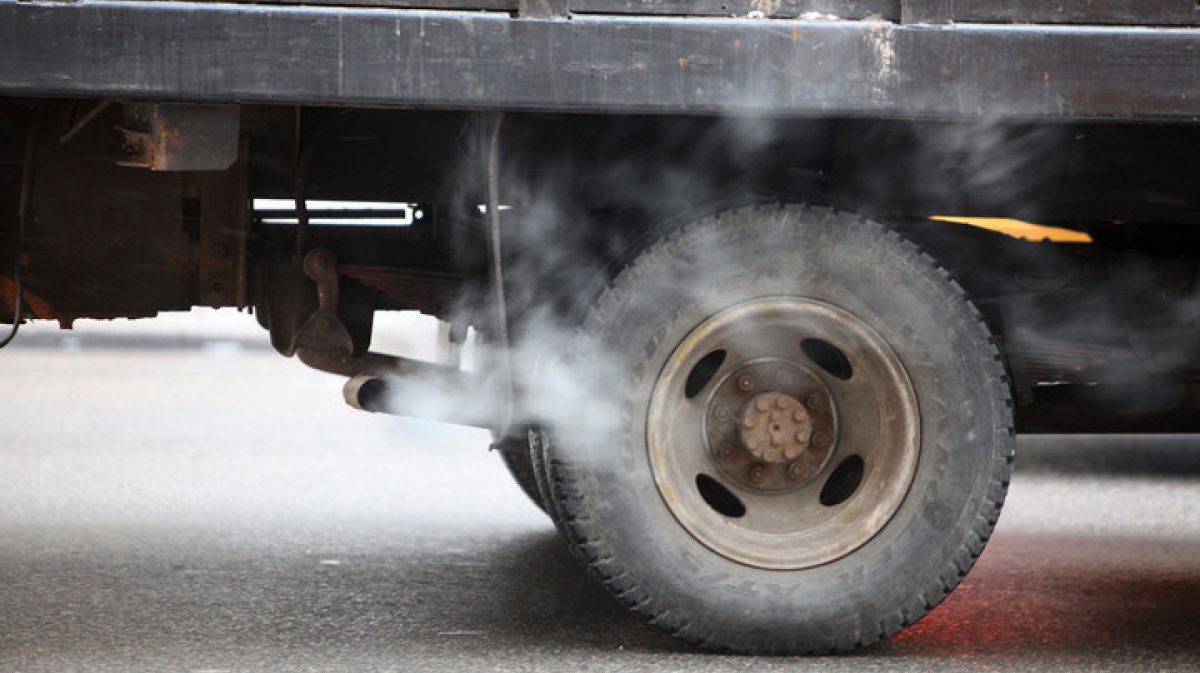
[4,0,1200,653]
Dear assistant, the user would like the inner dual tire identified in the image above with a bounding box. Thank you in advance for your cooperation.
[536,205,1014,653]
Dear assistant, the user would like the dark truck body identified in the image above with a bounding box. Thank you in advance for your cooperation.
[4,1,1200,118]
[3,0,1200,653]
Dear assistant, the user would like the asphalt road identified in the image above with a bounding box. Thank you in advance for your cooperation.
[2,311,1200,672]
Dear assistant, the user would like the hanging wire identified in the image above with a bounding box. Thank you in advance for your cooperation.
[484,112,513,436]
[1,111,42,349]
[291,112,332,264]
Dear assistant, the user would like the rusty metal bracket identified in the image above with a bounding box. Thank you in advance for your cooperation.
[119,103,239,171]
[290,247,385,377]
[292,248,356,355]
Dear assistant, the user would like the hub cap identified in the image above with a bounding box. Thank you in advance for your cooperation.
[647,297,920,570]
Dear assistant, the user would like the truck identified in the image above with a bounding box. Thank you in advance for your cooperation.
[3,0,1200,654]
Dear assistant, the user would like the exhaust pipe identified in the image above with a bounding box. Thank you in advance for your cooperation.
[341,363,501,430]
[343,375,391,413]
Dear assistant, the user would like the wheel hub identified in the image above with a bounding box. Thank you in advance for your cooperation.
[707,360,837,491]
[739,392,811,464]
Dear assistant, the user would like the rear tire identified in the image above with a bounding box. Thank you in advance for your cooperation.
[538,205,1013,653]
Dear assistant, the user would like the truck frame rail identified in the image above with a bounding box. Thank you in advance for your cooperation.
[3,0,1200,120]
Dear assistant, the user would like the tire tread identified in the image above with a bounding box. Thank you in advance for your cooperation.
[541,204,1015,654]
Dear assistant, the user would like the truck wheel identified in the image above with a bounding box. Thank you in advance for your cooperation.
[539,205,1013,653]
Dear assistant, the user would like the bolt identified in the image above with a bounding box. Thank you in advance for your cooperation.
[807,393,824,410]
[714,407,730,422]
[748,465,767,485]
[303,249,336,279]
[812,431,830,449]
[737,375,755,392]
[776,370,794,385]
[310,252,332,272]
[788,462,806,478]
[720,444,735,458]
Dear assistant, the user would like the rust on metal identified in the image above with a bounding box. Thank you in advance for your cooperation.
[747,464,767,485]
[1,102,248,326]
[120,103,239,172]
[707,360,838,491]
[738,392,812,464]
[192,138,251,309]
[291,248,355,355]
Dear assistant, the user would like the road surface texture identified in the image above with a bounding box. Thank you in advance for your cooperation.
[2,310,1199,672]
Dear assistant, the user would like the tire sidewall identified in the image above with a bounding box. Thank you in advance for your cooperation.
[555,207,1010,647]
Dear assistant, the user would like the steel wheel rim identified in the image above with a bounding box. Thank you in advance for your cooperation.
[647,297,920,570]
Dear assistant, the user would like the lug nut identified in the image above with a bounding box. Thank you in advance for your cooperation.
[749,465,767,484]
[792,407,809,422]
